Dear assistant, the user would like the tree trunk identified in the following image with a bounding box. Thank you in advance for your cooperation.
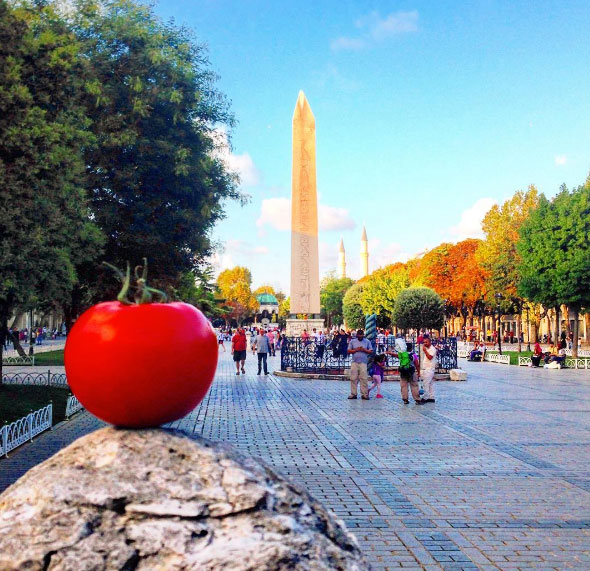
[554,305,560,346]
[571,306,579,358]
[585,314,590,348]
[0,304,6,383]
[516,311,522,353]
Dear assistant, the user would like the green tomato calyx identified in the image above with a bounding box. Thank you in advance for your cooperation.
[103,258,168,305]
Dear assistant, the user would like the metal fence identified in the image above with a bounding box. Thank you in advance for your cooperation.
[1,404,52,457]
[65,395,83,419]
[1,370,67,387]
[280,336,457,374]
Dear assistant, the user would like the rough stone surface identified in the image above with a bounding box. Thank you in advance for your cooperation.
[449,368,468,381]
[0,427,365,570]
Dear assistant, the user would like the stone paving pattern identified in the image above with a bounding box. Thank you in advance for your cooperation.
[2,352,590,570]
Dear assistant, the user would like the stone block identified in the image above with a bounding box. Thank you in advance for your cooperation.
[449,368,467,381]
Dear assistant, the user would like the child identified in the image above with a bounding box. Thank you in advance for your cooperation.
[368,353,386,399]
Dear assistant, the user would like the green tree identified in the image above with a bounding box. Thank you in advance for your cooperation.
[360,264,409,326]
[517,179,590,356]
[392,287,445,332]
[0,0,97,377]
[67,0,245,304]
[478,186,539,350]
[320,273,354,328]
[342,283,365,330]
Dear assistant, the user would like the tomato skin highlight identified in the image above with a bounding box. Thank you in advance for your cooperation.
[65,301,218,427]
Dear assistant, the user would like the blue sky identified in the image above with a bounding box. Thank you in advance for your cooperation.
[155,0,590,294]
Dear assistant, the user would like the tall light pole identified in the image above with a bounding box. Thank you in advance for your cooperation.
[495,293,503,355]
[526,305,531,351]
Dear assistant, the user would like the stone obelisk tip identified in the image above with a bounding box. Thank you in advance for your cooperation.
[289,90,321,323]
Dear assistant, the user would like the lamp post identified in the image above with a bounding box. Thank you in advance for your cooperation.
[495,293,503,355]
[28,309,34,357]
[526,306,531,351]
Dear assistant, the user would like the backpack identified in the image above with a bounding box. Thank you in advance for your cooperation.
[398,351,415,376]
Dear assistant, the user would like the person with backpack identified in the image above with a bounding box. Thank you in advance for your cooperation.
[388,341,423,405]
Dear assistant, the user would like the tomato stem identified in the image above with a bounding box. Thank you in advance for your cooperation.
[103,258,168,304]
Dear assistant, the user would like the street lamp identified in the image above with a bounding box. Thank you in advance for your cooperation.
[29,309,34,357]
[526,305,531,351]
[495,293,503,355]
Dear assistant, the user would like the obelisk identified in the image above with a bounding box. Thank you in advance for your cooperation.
[287,91,323,335]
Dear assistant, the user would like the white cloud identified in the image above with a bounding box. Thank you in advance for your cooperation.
[256,197,291,231]
[257,198,356,232]
[449,198,497,240]
[331,10,418,51]
[555,155,567,166]
[318,205,356,231]
[210,240,269,277]
[374,242,411,268]
[210,251,234,276]
[330,37,366,52]
[211,127,261,187]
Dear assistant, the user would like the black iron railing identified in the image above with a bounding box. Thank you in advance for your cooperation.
[280,336,457,374]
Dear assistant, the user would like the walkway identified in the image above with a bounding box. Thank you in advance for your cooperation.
[2,351,589,570]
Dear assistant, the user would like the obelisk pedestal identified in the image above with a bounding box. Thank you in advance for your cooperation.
[287,91,324,336]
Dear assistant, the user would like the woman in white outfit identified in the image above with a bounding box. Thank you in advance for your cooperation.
[420,334,437,403]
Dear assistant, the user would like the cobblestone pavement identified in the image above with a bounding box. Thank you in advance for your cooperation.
[2,350,590,570]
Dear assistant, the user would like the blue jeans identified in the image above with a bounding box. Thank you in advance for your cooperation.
[257,352,268,374]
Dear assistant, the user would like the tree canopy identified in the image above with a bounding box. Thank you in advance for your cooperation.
[392,287,445,332]
[216,266,258,325]
[342,282,365,330]
[0,0,99,372]
[320,273,353,328]
[517,179,590,355]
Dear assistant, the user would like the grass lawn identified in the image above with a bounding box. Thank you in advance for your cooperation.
[487,350,533,365]
[33,349,64,366]
[0,385,70,425]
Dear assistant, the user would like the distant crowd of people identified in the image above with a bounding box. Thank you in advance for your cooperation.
[2,325,65,351]
[216,324,441,405]
[216,326,283,376]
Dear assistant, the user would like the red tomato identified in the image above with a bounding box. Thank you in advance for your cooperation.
[65,301,218,427]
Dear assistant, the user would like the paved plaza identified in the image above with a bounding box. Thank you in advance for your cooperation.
[1,352,590,570]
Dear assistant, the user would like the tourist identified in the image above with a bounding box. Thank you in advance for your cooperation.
[254,329,270,375]
[544,343,557,364]
[377,329,386,353]
[301,329,310,344]
[389,342,422,405]
[267,329,276,356]
[367,353,386,399]
[335,329,347,358]
[420,334,437,403]
[217,329,226,352]
[469,340,482,361]
[231,328,248,375]
[531,340,543,367]
[316,330,326,360]
[347,328,372,400]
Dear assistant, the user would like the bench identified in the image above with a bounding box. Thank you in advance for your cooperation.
[484,353,510,365]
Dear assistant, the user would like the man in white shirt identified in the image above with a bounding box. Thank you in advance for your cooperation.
[420,334,437,403]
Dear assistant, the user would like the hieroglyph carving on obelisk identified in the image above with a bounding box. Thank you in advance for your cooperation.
[290,91,320,315]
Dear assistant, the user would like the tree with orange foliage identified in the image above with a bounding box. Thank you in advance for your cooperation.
[217,266,258,325]
[420,240,488,330]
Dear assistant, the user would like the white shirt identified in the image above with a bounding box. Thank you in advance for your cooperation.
[421,345,437,370]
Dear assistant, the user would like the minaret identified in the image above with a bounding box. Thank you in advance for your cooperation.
[360,226,369,277]
[338,238,346,279]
